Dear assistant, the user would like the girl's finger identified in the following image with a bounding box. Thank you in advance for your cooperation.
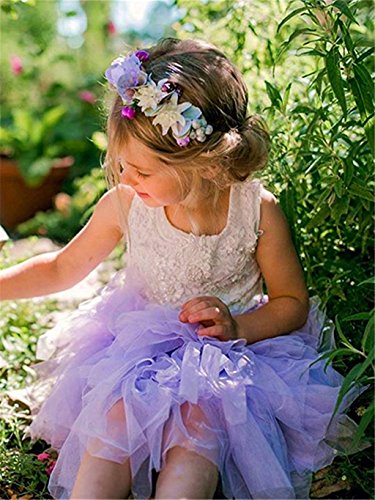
[180,297,220,321]
[196,325,225,338]
[187,306,223,323]
[181,300,218,319]
[181,296,220,310]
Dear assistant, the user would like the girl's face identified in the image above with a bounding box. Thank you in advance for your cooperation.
[119,135,188,208]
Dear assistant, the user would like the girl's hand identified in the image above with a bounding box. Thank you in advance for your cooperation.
[179,296,238,341]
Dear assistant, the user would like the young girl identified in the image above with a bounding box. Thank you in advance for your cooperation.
[1,38,360,500]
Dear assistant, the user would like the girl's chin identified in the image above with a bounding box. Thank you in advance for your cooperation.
[137,195,162,207]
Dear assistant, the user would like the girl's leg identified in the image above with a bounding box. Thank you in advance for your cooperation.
[154,445,218,499]
[156,402,219,499]
[70,452,131,499]
[71,400,131,499]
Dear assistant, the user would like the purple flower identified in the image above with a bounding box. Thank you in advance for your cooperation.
[121,106,136,119]
[105,54,147,99]
[135,50,149,62]
[176,136,190,147]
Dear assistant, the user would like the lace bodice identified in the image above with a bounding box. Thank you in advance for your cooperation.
[127,179,263,314]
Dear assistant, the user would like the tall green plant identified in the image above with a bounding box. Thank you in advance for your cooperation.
[175,0,374,494]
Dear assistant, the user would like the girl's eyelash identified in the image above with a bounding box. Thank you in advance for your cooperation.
[136,171,150,178]
[118,160,150,178]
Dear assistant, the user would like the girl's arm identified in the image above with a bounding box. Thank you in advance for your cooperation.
[234,188,310,342]
[180,188,309,343]
[0,186,133,300]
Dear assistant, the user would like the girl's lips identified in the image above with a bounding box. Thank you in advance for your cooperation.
[136,191,150,198]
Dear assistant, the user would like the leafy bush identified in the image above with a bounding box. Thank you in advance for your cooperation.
[0,446,51,499]
[175,0,374,496]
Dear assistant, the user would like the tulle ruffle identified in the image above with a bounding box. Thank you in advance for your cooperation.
[27,268,361,499]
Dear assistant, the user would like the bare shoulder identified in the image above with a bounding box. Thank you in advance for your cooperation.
[96,184,135,231]
[105,184,135,210]
[258,186,287,232]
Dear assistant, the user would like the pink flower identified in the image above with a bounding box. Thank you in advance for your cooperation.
[46,460,56,476]
[107,20,116,35]
[79,90,96,105]
[121,106,136,119]
[36,452,50,461]
[10,55,23,76]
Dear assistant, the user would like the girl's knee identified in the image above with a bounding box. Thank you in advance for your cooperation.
[156,446,218,499]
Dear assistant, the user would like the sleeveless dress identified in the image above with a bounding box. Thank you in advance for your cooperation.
[28,179,360,499]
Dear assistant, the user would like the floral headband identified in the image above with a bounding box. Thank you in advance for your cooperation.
[105,50,213,147]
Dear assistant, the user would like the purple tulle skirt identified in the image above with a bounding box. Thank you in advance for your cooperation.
[28,268,360,499]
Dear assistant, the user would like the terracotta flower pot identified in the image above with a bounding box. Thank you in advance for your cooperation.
[0,156,73,230]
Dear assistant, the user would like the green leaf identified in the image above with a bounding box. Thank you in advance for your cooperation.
[348,180,374,202]
[343,157,354,186]
[325,47,347,116]
[335,315,355,351]
[332,362,364,416]
[306,205,330,230]
[277,28,317,59]
[357,47,374,64]
[353,63,375,115]
[351,401,374,448]
[332,0,358,24]
[277,7,307,33]
[29,121,44,147]
[18,157,54,187]
[364,114,375,156]
[349,78,366,120]
[0,127,13,146]
[281,82,292,113]
[299,49,325,57]
[359,277,375,286]
[280,184,297,242]
[265,81,282,109]
[13,109,33,138]
[42,106,66,130]
[362,311,375,353]
[339,20,355,53]
[333,181,344,198]
[344,312,372,321]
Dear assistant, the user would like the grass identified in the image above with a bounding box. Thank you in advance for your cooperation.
[0,298,59,499]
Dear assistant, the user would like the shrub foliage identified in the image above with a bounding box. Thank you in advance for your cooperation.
[175,0,374,492]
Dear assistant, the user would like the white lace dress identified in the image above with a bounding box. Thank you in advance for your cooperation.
[127,178,263,312]
[28,179,360,500]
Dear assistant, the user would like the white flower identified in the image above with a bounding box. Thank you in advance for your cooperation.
[151,93,191,136]
[134,80,167,112]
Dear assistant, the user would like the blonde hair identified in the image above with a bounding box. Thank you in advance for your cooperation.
[104,38,270,233]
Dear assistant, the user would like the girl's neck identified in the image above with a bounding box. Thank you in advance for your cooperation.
[164,187,231,236]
